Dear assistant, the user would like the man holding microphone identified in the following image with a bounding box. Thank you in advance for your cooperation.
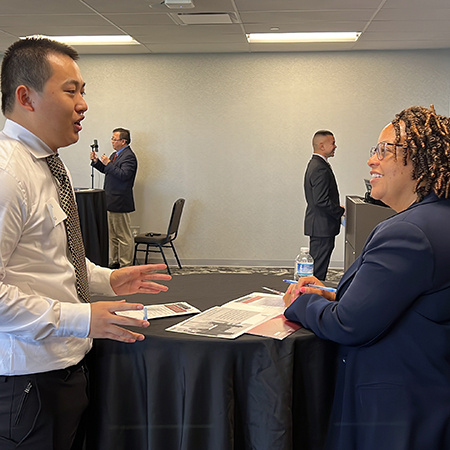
[91,128,137,269]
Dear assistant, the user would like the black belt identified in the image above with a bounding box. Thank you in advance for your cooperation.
[61,357,87,379]
[63,358,87,374]
[0,357,87,382]
[41,357,88,381]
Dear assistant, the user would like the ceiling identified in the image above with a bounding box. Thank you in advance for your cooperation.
[0,0,450,55]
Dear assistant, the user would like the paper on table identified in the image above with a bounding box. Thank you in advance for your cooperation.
[166,305,280,339]
[166,293,286,339]
[224,292,285,311]
[116,309,148,320]
[225,293,300,339]
[146,302,200,319]
[246,314,301,340]
[116,302,200,321]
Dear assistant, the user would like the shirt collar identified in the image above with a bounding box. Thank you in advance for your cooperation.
[409,192,439,209]
[115,145,128,157]
[313,152,329,163]
[2,119,55,159]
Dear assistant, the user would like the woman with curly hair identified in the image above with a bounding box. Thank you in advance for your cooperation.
[284,106,450,450]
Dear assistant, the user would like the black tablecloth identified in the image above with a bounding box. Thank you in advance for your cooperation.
[75,188,108,267]
[85,273,338,450]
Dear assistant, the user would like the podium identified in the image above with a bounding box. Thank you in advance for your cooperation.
[75,188,109,267]
[344,196,395,270]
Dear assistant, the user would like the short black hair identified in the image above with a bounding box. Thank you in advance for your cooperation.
[113,127,131,145]
[1,37,79,114]
[312,130,334,148]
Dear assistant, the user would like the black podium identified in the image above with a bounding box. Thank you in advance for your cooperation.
[75,188,109,267]
[344,195,395,270]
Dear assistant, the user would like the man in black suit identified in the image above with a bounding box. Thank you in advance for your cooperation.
[304,130,345,281]
[91,128,137,268]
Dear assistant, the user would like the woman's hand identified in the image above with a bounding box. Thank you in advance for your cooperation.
[283,276,336,307]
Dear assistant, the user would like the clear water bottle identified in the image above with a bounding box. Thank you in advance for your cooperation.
[294,247,314,280]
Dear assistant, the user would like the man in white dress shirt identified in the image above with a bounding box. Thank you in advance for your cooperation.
[0,37,171,449]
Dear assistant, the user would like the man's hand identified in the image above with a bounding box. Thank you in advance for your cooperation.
[88,264,171,343]
[100,154,110,165]
[90,150,98,162]
[110,263,171,295]
[89,300,149,343]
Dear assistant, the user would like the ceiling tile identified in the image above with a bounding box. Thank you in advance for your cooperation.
[0,0,448,54]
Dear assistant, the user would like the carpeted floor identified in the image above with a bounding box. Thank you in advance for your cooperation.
[168,266,344,288]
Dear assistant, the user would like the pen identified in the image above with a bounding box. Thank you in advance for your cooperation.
[262,286,284,295]
[283,280,337,293]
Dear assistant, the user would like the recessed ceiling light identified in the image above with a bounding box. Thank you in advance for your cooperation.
[21,35,140,46]
[164,0,195,8]
[246,32,360,43]
[176,13,234,24]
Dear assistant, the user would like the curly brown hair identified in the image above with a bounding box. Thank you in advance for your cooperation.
[391,105,450,201]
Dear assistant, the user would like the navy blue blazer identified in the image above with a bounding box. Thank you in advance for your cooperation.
[304,155,344,237]
[286,194,450,450]
[92,146,137,213]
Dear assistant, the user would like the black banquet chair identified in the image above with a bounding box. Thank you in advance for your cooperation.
[133,198,185,274]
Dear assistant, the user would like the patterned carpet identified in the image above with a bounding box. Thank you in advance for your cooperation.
[169,266,344,288]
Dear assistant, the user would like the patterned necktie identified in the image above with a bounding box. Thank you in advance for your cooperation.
[46,154,90,303]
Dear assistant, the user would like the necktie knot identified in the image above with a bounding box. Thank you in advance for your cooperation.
[47,154,70,182]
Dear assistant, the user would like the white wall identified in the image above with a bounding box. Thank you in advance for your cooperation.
[4,49,450,267]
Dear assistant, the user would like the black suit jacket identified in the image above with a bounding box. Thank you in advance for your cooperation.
[304,155,344,237]
[91,146,137,213]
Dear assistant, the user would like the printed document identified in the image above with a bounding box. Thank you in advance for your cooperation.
[117,302,200,320]
[166,292,299,339]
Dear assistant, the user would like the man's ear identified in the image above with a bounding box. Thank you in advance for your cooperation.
[15,85,35,111]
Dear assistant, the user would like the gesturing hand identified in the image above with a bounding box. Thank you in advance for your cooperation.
[110,264,171,295]
[89,300,149,343]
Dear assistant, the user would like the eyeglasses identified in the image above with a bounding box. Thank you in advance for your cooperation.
[369,142,403,160]
[111,138,123,142]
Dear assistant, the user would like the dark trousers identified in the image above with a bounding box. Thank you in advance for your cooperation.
[0,360,89,450]
[309,236,335,281]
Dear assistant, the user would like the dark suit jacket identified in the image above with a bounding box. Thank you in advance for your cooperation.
[304,155,344,237]
[91,145,137,213]
[286,194,450,450]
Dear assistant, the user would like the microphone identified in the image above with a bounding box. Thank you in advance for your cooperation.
[90,139,99,152]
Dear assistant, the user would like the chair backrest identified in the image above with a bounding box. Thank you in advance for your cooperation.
[166,198,185,241]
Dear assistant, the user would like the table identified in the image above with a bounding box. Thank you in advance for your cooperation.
[85,272,338,450]
[75,188,109,267]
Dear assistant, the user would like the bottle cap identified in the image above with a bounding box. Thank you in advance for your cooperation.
[300,247,309,252]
